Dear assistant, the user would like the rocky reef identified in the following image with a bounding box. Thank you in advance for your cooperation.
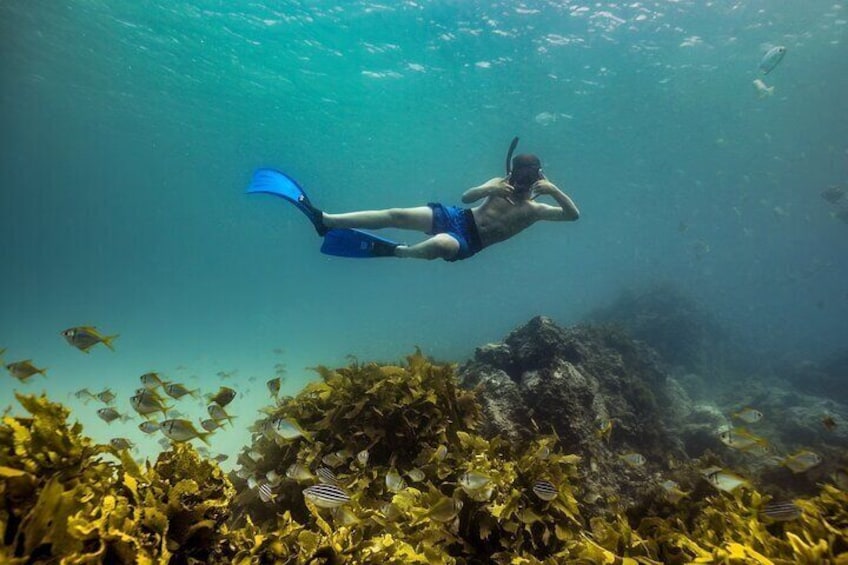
[2,323,847,563]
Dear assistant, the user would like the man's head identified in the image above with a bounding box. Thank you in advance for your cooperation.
[509,154,543,192]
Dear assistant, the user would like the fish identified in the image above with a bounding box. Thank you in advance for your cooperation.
[459,471,491,493]
[286,463,314,482]
[138,421,161,434]
[140,372,167,389]
[431,444,448,462]
[405,468,425,482]
[821,186,846,204]
[201,418,224,432]
[207,386,236,407]
[660,480,688,504]
[732,407,763,424]
[265,469,282,484]
[316,467,339,486]
[109,438,134,450]
[331,506,359,526]
[73,388,95,403]
[263,417,304,440]
[97,408,129,424]
[257,481,276,504]
[163,383,199,400]
[620,452,646,467]
[6,360,47,382]
[426,496,463,522]
[356,449,369,467]
[752,78,774,99]
[94,388,116,404]
[207,403,235,424]
[703,467,750,493]
[532,480,558,501]
[213,453,229,463]
[534,445,552,460]
[596,419,613,443]
[759,45,786,74]
[130,390,171,417]
[781,450,822,474]
[303,484,350,509]
[321,451,349,468]
[822,415,837,431]
[61,326,118,352]
[266,377,281,397]
[719,428,768,451]
[385,468,407,493]
[760,501,801,522]
[160,419,212,445]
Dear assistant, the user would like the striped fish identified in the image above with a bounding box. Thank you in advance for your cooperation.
[760,501,801,522]
[258,481,276,504]
[316,466,339,485]
[532,480,558,501]
[303,484,350,509]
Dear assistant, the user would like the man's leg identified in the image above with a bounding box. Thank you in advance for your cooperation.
[323,206,433,232]
[395,234,460,260]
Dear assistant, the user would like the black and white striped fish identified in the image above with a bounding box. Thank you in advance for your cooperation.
[258,481,276,504]
[303,484,350,508]
[532,479,558,501]
[316,466,339,486]
[760,501,801,522]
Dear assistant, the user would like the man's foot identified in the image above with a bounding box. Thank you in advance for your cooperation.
[298,195,328,236]
[371,239,400,257]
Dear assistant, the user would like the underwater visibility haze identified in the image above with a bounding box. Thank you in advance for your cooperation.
[1,1,848,562]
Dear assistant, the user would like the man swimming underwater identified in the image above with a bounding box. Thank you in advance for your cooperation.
[247,137,579,260]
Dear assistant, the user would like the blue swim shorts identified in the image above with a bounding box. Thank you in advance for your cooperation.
[427,203,484,262]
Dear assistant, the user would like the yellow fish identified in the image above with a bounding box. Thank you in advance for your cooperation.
[596,419,614,443]
[6,360,46,382]
[781,450,822,474]
[61,326,118,353]
[160,419,211,445]
[702,467,750,493]
[732,407,763,424]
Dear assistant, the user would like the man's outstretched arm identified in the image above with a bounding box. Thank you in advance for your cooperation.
[532,179,580,221]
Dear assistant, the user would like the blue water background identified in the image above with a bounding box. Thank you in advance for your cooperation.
[1,1,847,461]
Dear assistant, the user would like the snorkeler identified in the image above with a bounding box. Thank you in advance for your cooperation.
[247,137,579,260]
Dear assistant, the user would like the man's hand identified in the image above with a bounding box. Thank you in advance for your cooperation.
[530,178,560,199]
[472,177,515,199]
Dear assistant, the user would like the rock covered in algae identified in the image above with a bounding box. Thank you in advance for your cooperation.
[459,316,686,516]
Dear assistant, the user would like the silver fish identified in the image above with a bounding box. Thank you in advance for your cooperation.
[6,360,46,381]
[160,418,211,445]
[109,438,134,450]
[532,479,558,501]
[140,372,166,389]
[97,408,128,424]
[138,420,159,434]
[164,383,198,399]
[303,484,350,509]
[61,326,117,352]
[356,449,369,466]
[95,388,116,404]
[264,417,303,440]
[207,386,236,407]
[207,403,235,423]
[130,390,170,417]
[267,377,281,397]
[286,463,314,482]
[759,45,786,75]
[201,418,224,432]
[459,471,491,492]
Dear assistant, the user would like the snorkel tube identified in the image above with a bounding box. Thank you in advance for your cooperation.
[505,136,520,177]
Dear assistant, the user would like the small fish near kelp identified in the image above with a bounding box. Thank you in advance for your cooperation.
[160,419,212,445]
[702,466,751,493]
[207,386,237,407]
[5,360,47,382]
[61,326,118,353]
[780,450,822,474]
[732,407,764,424]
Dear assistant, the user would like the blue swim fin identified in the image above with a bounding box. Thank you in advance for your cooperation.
[247,168,326,234]
[320,229,399,258]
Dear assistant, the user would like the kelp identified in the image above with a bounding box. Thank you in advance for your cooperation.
[0,394,239,564]
[2,354,848,564]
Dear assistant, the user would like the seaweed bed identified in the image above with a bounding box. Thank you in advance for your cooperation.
[2,346,847,563]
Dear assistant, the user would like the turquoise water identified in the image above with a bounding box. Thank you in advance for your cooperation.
[1,1,847,460]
